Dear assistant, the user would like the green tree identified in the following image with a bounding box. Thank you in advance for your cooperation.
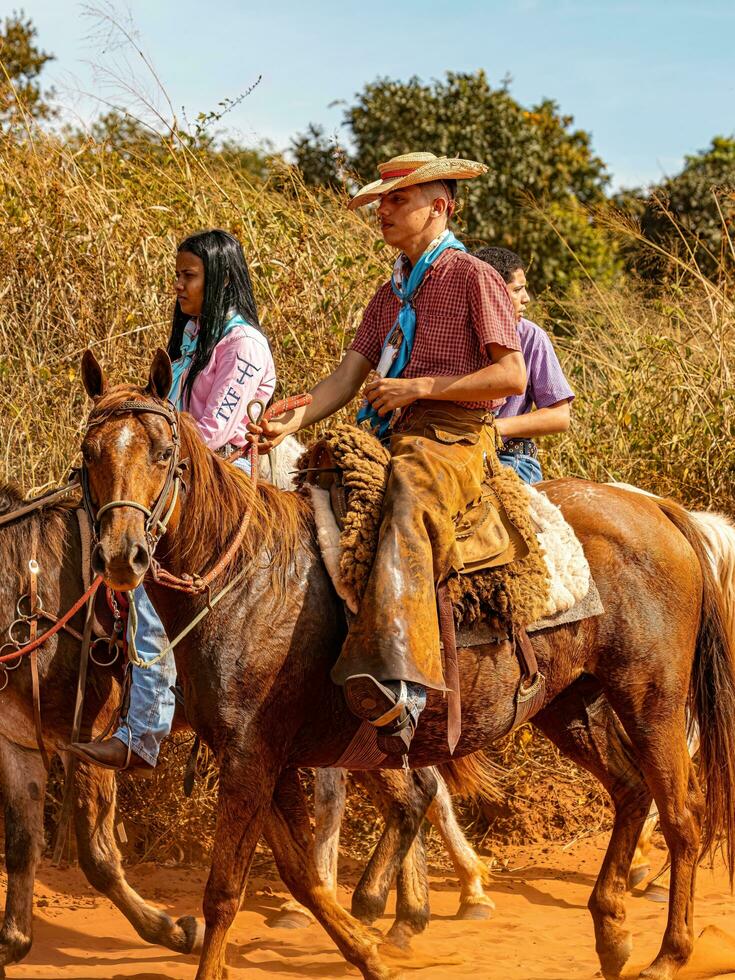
[617,137,735,281]
[294,71,619,290]
[0,11,55,127]
[292,123,342,188]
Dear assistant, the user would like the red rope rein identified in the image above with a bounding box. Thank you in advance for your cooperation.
[0,575,103,665]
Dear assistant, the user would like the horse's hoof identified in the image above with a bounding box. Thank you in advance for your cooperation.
[268,909,314,930]
[628,864,650,889]
[176,915,204,954]
[643,883,669,904]
[599,931,633,979]
[457,899,494,920]
[384,922,417,951]
[640,960,682,980]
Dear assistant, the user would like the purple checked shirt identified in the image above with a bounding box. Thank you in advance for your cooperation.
[495,317,574,422]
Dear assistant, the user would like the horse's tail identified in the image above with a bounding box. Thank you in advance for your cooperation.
[659,499,735,882]
[436,752,503,803]
[688,509,735,645]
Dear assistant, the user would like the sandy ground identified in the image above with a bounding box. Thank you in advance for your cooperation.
[3,835,735,980]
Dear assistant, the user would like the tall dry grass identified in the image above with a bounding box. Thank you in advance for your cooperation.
[0,129,385,491]
[536,204,735,511]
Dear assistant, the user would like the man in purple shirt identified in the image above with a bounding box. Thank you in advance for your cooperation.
[474,247,574,483]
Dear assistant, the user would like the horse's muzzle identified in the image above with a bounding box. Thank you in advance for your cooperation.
[92,538,150,590]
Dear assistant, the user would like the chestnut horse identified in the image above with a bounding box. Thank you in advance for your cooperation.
[0,486,204,977]
[0,456,489,973]
[80,349,735,980]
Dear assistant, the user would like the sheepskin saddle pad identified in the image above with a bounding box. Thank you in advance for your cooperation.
[299,424,602,633]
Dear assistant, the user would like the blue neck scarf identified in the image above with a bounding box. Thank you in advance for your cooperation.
[357,230,466,439]
[169,312,248,410]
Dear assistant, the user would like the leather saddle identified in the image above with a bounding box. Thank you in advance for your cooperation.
[301,442,528,576]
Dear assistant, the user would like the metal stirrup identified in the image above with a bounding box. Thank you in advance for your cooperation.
[368,680,409,728]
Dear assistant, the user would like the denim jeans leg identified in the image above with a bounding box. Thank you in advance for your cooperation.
[233,456,251,475]
[112,584,177,766]
[498,452,544,485]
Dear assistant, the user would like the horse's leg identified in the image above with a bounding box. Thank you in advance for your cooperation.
[350,767,437,945]
[426,771,495,920]
[270,767,347,929]
[70,759,203,954]
[264,768,397,980]
[196,761,275,980]
[314,767,348,892]
[608,707,702,980]
[0,738,46,974]
[533,679,652,980]
[629,804,658,888]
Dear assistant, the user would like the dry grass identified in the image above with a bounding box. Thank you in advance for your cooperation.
[0,129,384,491]
[537,203,735,510]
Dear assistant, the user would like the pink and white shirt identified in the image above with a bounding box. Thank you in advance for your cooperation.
[176,318,276,450]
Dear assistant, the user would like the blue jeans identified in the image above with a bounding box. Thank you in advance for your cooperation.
[112,455,250,765]
[498,452,543,485]
[113,585,176,766]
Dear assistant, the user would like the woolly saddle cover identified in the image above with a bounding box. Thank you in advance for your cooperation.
[299,424,589,632]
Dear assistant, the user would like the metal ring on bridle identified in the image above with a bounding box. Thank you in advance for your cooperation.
[89,636,121,668]
[0,667,8,692]
[16,592,43,620]
[8,619,32,647]
[0,644,24,669]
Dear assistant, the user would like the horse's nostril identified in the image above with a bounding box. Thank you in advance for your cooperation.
[91,543,107,576]
[130,543,150,573]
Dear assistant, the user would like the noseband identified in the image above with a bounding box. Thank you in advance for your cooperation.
[82,398,184,551]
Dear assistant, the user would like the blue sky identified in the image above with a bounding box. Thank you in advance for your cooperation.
[16,0,735,190]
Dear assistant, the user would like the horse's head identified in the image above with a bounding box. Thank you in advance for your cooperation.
[80,349,179,591]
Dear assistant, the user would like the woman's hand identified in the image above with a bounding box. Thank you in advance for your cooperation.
[364,376,430,416]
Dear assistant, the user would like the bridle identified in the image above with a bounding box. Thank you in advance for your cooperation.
[81,391,311,600]
[81,398,185,558]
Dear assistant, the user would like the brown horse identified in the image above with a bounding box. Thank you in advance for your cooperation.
[0,458,487,972]
[0,486,204,977]
[80,348,735,980]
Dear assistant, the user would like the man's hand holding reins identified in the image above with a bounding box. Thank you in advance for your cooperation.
[247,410,303,452]
[247,350,373,451]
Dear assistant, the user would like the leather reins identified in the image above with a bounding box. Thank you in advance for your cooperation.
[81,393,311,598]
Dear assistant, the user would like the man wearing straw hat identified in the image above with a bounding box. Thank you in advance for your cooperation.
[250,152,525,755]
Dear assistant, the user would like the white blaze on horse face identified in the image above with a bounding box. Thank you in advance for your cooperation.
[114,423,135,454]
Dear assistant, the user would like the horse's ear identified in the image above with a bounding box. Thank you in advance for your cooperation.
[81,349,106,400]
[147,348,172,400]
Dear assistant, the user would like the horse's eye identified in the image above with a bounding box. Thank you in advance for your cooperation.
[157,447,174,463]
[81,444,93,463]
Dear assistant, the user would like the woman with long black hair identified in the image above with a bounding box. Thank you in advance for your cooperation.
[71,229,275,771]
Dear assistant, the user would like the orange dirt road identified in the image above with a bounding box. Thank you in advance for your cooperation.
[3,834,735,979]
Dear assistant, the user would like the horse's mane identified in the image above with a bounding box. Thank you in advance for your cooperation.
[0,481,73,583]
[92,387,313,593]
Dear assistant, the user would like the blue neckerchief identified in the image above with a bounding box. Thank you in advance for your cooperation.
[169,312,248,409]
[357,230,466,438]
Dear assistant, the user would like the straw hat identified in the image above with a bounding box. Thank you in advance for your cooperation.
[348,151,487,211]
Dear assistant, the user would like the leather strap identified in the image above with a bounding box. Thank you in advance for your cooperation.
[0,477,80,528]
[515,625,540,679]
[28,556,51,770]
[511,626,546,729]
[52,592,96,865]
[437,582,461,754]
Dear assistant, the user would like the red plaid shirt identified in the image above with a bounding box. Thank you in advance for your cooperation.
[350,250,520,409]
